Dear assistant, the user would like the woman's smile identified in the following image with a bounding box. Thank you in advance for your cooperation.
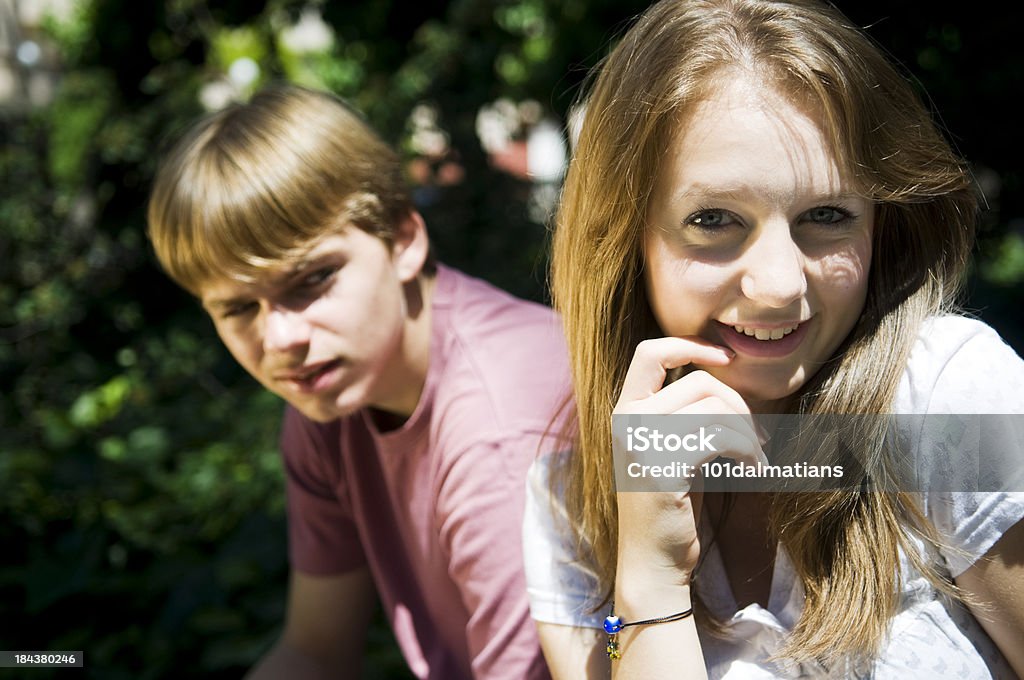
[712,318,813,359]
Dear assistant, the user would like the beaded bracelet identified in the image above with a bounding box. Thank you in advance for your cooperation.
[603,607,694,659]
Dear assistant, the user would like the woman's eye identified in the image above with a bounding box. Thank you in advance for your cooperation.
[803,206,853,225]
[686,209,735,230]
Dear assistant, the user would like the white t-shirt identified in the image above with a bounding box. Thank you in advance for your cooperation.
[523,316,1024,679]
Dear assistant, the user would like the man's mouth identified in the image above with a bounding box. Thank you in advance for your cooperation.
[278,359,343,384]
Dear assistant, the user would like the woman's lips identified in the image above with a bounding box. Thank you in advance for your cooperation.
[713,319,811,358]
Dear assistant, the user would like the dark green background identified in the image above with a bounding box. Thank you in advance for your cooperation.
[1,1,1021,678]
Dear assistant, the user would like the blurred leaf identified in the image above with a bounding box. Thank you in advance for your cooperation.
[981,232,1024,287]
[47,71,116,188]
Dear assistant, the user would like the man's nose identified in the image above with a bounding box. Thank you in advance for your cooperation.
[263,305,312,354]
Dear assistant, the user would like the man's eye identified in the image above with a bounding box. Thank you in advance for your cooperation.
[803,206,853,225]
[222,302,258,319]
[299,267,337,288]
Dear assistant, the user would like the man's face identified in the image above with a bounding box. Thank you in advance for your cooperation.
[200,227,415,422]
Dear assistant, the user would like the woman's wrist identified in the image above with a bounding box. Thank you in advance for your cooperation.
[613,571,693,620]
[607,577,701,671]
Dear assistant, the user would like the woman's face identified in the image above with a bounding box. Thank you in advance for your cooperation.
[644,75,873,410]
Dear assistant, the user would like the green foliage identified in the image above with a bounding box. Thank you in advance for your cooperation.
[1,1,1020,678]
[982,232,1024,287]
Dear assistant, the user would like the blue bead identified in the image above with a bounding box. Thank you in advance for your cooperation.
[603,615,623,634]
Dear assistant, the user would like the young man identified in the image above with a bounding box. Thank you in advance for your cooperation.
[147,85,569,679]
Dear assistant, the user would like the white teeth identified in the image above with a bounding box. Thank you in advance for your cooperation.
[731,323,800,341]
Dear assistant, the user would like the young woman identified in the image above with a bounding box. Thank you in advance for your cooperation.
[523,1,1024,677]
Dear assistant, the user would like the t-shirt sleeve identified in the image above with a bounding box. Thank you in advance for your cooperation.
[434,436,552,680]
[521,452,605,629]
[280,406,366,574]
[918,322,1024,577]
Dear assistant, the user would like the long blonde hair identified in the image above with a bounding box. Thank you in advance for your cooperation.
[148,84,427,296]
[550,0,976,666]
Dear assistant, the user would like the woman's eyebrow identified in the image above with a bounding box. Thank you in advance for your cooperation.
[674,182,858,203]
[675,184,749,201]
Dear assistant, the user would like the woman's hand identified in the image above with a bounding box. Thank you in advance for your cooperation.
[606,337,764,678]
[612,336,765,607]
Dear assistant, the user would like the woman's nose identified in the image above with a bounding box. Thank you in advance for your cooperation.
[739,225,807,308]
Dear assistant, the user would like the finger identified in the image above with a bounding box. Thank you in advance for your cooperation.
[684,396,762,453]
[627,390,754,441]
[687,423,768,467]
[685,397,765,464]
[623,418,766,468]
[618,337,734,404]
[641,370,751,417]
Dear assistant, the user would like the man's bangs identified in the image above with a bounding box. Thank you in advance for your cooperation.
[147,85,419,296]
[156,162,328,293]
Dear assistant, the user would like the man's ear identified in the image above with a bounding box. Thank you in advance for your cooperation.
[392,210,429,283]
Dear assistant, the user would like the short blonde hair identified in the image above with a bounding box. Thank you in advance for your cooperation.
[148,85,426,296]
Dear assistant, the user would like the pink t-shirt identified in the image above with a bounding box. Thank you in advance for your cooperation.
[280,265,570,679]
